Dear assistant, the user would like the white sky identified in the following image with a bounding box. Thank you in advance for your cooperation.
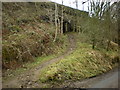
[1,0,117,11]
[50,0,117,12]
[51,0,89,11]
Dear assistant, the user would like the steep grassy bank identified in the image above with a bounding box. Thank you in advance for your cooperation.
[39,33,119,86]
[2,2,69,70]
[2,21,68,69]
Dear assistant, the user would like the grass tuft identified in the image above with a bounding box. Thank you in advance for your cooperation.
[39,40,118,83]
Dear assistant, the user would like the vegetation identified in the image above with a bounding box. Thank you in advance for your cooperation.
[2,2,69,70]
[2,1,119,88]
[39,33,118,83]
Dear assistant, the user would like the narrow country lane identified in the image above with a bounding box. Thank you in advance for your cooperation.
[90,67,119,88]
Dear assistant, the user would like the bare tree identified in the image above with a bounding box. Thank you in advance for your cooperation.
[75,0,78,32]
[88,0,115,49]
[53,3,58,42]
[61,0,64,34]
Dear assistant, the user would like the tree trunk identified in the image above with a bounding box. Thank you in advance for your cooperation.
[35,2,37,14]
[58,18,61,34]
[65,23,67,32]
[53,3,58,42]
[92,41,95,49]
[92,38,95,49]
[76,0,78,32]
[107,40,110,51]
[61,0,63,34]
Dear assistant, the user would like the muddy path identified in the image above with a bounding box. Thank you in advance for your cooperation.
[2,33,76,88]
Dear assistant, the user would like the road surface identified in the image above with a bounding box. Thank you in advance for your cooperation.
[90,67,119,88]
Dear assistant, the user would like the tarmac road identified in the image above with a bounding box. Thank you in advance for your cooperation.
[90,68,119,88]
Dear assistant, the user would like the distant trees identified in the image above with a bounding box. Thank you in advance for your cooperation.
[100,2,118,51]
[88,0,101,49]
[87,0,117,50]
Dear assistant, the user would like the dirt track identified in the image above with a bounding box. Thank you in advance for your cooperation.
[2,34,119,88]
[2,33,76,88]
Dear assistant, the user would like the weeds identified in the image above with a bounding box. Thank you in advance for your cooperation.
[39,37,118,83]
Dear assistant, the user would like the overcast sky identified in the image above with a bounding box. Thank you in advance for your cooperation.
[1,0,118,10]
[51,0,89,11]
[50,0,118,12]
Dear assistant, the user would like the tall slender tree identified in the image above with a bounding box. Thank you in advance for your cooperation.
[75,0,78,32]
[61,0,64,34]
[53,3,58,42]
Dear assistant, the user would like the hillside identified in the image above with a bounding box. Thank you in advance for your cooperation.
[2,1,119,88]
[2,2,90,69]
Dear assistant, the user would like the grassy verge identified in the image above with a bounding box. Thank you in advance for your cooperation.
[39,34,118,84]
[3,34,69,81]
[3,55,55,81]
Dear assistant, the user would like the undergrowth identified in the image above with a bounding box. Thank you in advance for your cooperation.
[39,33,119,84]
[3,33,68,80]
[2,22,68,69]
